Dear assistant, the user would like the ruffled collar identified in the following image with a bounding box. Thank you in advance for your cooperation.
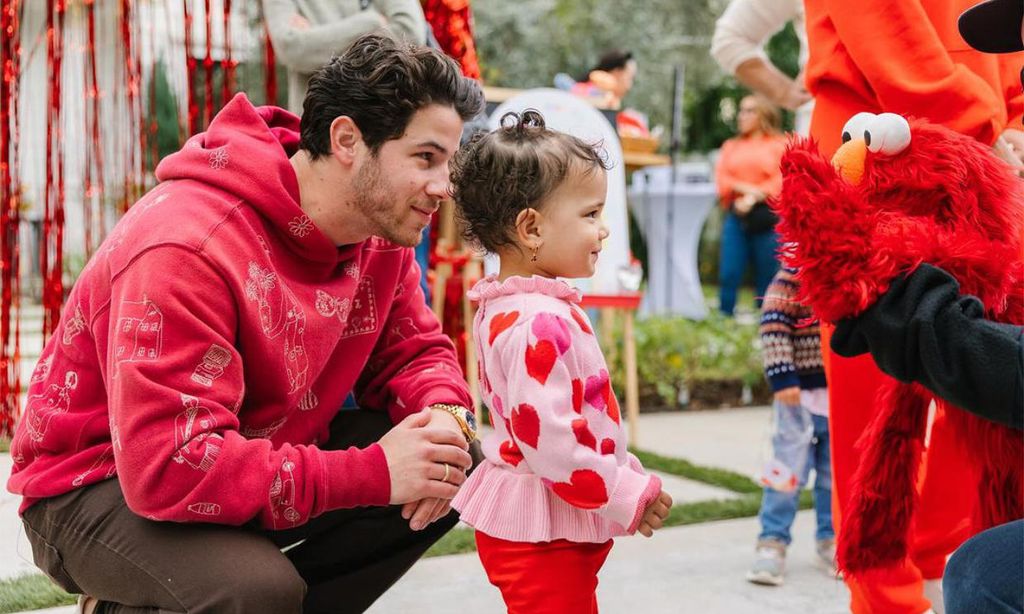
[468,275,582,304]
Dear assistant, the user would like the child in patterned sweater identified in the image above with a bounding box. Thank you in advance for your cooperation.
[748,266,835,586]
[449,110,672,613]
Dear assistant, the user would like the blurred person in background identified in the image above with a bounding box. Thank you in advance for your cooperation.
[714,94,785,316]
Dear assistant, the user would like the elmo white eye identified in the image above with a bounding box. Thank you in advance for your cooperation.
[841,112,876,144]
[864,113,911,156]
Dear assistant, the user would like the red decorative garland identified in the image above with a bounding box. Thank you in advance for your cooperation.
[0,0,22,437]
[182,0,198,135]
[83,0,105,257]
[41,0,67,341]
[221,0,234,105]
[202,0,213,127]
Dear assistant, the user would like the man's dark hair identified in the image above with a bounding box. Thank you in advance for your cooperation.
[300,34,484,159]
[449,110,611,254]
[594,49,634,73]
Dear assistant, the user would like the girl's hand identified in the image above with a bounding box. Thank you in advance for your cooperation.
[638,490,673,537]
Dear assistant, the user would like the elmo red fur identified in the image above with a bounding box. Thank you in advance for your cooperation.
[772,117,1024,575]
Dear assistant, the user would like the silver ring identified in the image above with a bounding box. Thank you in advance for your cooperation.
[442,463,451,483]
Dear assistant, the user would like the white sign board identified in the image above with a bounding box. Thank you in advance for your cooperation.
[486,89,629,294]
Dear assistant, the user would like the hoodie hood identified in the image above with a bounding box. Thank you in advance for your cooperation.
[156,93,351,263]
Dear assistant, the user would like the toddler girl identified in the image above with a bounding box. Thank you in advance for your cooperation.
[450,110,672,613]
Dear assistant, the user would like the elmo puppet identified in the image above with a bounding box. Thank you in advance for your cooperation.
[773,112,1024,575]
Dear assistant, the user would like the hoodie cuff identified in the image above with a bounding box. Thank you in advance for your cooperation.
[392,386,475,423]
[319,443,391,513]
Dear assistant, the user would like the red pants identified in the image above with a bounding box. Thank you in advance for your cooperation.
[823,326,975,613]
[475,532,613,614]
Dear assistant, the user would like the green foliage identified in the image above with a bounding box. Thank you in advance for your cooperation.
[629,447,760,494]
[0,574,75,614]
[610,311,763,409]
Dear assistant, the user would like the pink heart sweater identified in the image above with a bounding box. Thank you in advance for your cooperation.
[452,275,661,543]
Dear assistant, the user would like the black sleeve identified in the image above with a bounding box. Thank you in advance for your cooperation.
[831,264,1023,431]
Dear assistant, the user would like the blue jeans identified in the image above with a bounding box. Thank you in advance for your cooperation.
[758,402,834,545]
[718,211,780,316]
[944,519,1023,614]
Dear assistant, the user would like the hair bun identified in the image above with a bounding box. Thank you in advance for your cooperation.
[499,109,547,136]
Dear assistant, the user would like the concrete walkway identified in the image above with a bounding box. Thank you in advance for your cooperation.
[3,407,853,614]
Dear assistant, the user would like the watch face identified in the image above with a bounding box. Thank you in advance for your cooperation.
[465,411,477,432]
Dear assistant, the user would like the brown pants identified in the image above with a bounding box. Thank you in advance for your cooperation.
[22,409,467,614]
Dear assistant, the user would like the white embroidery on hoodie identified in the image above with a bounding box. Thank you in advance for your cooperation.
[61,303,87,346]
[288,215,313,238]
[172,394,223,472]
[24,371,78,456]
[244,261,309,394]
[269,458,300,528]
[208,146,229,170]
[113,296,163,377]
[190,344,232,387]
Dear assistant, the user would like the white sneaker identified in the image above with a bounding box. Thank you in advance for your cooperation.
[746,539,786,586]
[816,537,841,577]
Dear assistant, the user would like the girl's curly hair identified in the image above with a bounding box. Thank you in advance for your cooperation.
[449,110,610,253]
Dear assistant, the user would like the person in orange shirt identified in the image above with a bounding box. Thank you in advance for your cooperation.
[714,94,787,315]
[802,1,1024,613]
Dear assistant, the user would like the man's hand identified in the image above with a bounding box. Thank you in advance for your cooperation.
[398,408,469,530]
[637,490,673,537]
[377,410,471,508]
[289,13,311,30]
[774,386,801,407]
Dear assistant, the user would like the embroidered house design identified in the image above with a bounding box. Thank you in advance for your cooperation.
[114,297,163,372]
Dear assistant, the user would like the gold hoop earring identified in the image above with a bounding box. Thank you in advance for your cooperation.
[530,246,539,262]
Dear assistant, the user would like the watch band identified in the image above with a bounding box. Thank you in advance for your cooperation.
[430,403,477,442]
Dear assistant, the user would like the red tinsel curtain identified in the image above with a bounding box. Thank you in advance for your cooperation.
[41,0,67,341]
[1,0,22,437]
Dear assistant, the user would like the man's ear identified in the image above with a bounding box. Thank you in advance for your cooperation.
[514,207,544,250]
[329,116,364,166]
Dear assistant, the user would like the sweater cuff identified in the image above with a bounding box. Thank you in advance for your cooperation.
[319,443,391,512]
[768,372,800,392]
[626,474,663,534]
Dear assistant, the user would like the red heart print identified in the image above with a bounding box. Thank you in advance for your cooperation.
[489,311,520,345]
[510,403,540,448]
[571,379,583,413]
[584,370,609,411]
[600,438,616,455]
[490,394,504,419]
[499,439,524,466]
[525,340,558,385]
[571,418,597,450]
[551,469,608,509]
[571,308,593,335]
[605,386,621,424]
[531,313,572,355]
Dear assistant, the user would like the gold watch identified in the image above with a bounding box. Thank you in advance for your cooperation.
[430,403,477,443]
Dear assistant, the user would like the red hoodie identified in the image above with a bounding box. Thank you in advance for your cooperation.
[7,94,472,529]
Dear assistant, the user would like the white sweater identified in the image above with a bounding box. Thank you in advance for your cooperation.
[710,0,811,135]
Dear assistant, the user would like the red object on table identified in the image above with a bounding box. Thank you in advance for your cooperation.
[579,293,642,310]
